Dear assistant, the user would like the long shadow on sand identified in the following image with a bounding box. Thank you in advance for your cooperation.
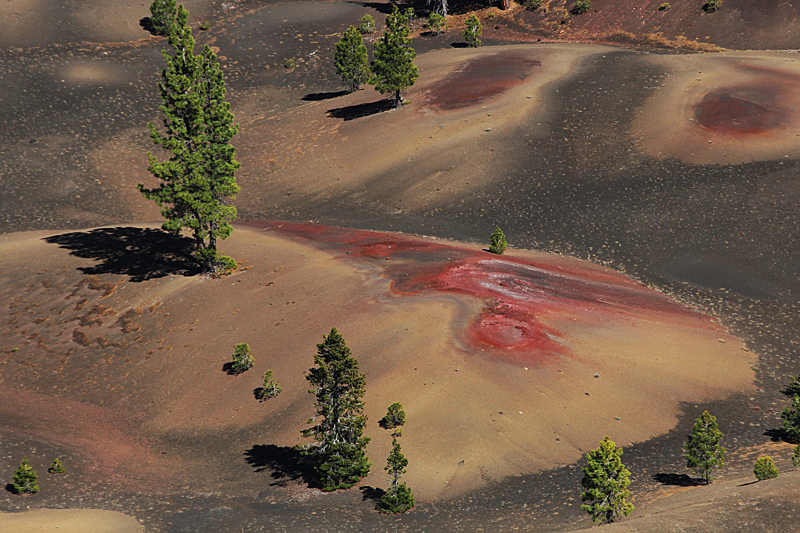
[44,227,201,282]
[652,473,702,487]
[303,90,349,101]
[328,99,395,121]
[245,444,315,487]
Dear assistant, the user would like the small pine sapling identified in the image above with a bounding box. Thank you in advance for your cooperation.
[781,395,800,443]
[786,372,800,396]
[793,444,800,467]
[231,342,254,373]
[48,458,66,474]
[659,2,671,10]
[580,436,633,524]
[377,438,414,514]
[381,402,406,430]
[464,15,482,47]
[256,370,282,400]
[428,12,447,36]
[489,227,507,254]
[703,0,721,12]
[12,458,39,494]
[684,410,726,483]
[360,14,376,34]
[753,456,779,481]
[572,0,591,14]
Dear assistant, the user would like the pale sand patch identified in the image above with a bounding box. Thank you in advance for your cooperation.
[632,51,800,165]
[0,509,143,533]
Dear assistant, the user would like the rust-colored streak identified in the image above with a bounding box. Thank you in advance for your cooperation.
[694,85,785,136]
[427,51,542,111]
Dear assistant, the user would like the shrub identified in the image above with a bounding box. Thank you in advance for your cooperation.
[428,12,447,35]
[381,403,406,429]
[285,58,296,70]
[464,15,482,47]
[256,370,282,400]
[754,456,779,481]
[659,2,671,10]
[703,0,721,12]
[489,227,507,254]
[360,14,376,34]
[231,342,254,373]
[48,458,65,474]
[199,20,210,30]
[572,0,591,14]
[12,458,39,494]
[793,444,800,468]
[525,0,544,9]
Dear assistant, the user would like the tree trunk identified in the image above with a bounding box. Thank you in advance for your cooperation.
[394,89,402,108]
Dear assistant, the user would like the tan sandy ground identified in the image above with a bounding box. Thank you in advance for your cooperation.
[0,509,142,533]
[0,224,756,500]
[632,51,800,165]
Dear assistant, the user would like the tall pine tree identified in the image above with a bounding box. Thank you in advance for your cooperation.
[302,328,371,491]
[378,437,414,513]
[334,26,372,92]
[580,436,634,524]
[139,4,241,275]
[372,5,419,108]
[684,410,726,483]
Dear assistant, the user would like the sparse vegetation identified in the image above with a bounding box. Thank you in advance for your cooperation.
[12,457,39,494]
[148,0,177,36]
[659,2,671,10]
[525,0,545,10]
[580,436,633,524]
[256,370,282,400]
[427,12,447,36]
[377,437,414,514]
[781,395,800,443]
[302,328,371,491]
[464,15,482,47]
[684,410,726,483]
[199,20,210,30]
[703,0,721,12]
[786,372,800,396]
[753,456,779,481]
[335,26,372,92]
[572,0,591,15]
[48,458,65,474]
[285,58,295,70]
[231,342,254,373]
[489,227,507,254]
[139,5,240,275]
[359,14,376,34]
[372,6,419,108]
[381,402,406,430]
[793,444,800,467]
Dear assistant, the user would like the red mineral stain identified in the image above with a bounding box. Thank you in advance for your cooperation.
[694,85,785,136]
[248,221,717,365]
[427,51,542,111]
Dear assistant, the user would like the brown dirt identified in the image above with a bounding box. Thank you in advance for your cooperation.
[0,509,143,533]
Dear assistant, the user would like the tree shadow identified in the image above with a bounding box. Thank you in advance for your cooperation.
[327,99,395,121]
[360,485,384,503]
[302,90,350,101]
[652,473,702,487]
[139,17,166,36]
[44,227,201,282]
[450,42,471,48]
[4,483,16,494]
[244,444,315,487]
[764,427,792,443]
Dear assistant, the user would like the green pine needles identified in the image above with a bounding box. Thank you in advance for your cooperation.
[378,437,414,513]
[231,342,254,373]
[148,0,177,36]
[12,457,39,494]
[580,436,634,524]
[372,6,419,108]
[335,26,372,93]
[48,458,66,474]
[256,370,282,400]
[381,402,406,431]
[464,15,482,47]
[139,4,241,275]
[302,328,371,491]
[781,395,800,443]
[489,227,507,254]
[684,410,726,483]
[753,455,779,481]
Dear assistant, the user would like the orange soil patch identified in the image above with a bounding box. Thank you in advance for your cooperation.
[632,52,800,165]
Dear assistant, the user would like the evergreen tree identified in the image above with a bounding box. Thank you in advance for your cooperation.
[464,15,482,47]
[580,436,634,524]
[793,444,800,468]
[48,458,65,474]
[148,0,177,36]
[753,456,779,481]
[381,402,406,430]
[231,342,254,373]
[256,369,282,400]
[786,371,800,396]
[489,227,507,254]
[139,5,241,275]
[359,14,376,34]
[302,328,371,491]
[684,410,726,483]
[12,457,39,494]
[378,437,414,513]
[372,6,419,108]
[428,13,447,36]
[335,26,372,93]
[781,395,800,443]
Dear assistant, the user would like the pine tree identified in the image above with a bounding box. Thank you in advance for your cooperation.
[256,369,282,400]
[489,227,507,254]
[580,436,634,524]
[793,444,800,467]
[781,395,800,443]
[753,456,779,481]
[359,14,376,34]
[139,5,241,275]
[148,0,177,36]
[428,13,447,36]
[12,457,39,494]
[378,437,414,514]
[684,410,726,483]
[786,371,800,396]
[231,342,254,373]
[381,402,406,430]
[372,5,419,108]
[302,328,371,491]
[335,26,372,93]
[48,458,65,474]
[463,15,482,47]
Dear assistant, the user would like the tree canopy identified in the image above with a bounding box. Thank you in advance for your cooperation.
[580,436,634,524]
[372,6,419,108]
[335,26,372,93]
[684,410,726,483]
